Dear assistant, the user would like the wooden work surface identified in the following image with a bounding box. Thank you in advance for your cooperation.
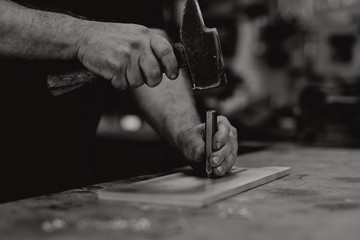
[2,143,360,240]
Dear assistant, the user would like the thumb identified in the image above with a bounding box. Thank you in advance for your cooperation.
[188,142,205,175]
[182,137,204,164]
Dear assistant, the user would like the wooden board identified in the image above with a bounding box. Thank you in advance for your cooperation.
[97,166,291,207]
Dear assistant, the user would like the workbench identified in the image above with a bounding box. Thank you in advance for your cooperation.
[2,143,360,240]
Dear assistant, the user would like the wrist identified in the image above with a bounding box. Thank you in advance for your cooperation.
[69,18,92,61]
[0,0,88,60]
[27,9,88,60]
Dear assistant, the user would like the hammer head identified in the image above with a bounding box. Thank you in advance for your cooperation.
[180,0,227,90]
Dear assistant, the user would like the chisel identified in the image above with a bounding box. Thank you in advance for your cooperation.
[205,110,218,177]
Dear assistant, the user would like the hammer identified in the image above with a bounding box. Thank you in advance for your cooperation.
[47,0,227,176]
[47,0,227,95]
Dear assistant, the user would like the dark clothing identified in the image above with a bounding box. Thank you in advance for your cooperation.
[0,0,164,203]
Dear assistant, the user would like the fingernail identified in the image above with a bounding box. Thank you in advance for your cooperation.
[170,73,178,80]
[217,166,223,174]
[212,156,219,165]
[230,130,236,138]
[216,142,221,150]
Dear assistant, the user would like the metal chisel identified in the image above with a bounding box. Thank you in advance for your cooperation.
[205,110,218,177]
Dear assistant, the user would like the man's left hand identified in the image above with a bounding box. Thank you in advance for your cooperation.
[178,116,238,177]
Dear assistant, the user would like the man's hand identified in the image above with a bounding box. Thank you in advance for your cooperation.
[0,1,178,90]
[178,116,238,177]
[77,22,179,90]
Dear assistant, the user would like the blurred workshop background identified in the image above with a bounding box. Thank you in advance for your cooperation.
[94,0,360,182]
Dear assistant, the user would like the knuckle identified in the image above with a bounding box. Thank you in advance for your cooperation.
[99,69,113,80]
[222,160,229,171]
[224,144,232,154]
[222,125,230,137]
[228,151,236,162]
[136,81,145,88]
[232,127,237,133]
[159,45,173,58]
[147,76,162,88]
[223,158,233,172]
[118,49,131,60]
[112,61,125,73]
[218,115,229,125]
[216,129,227,142]
[148,69,161,80]
[215,134,224,144]
[216,165,226,176]
[111,78,124,89]
[138,25,150,35]
[218,115,227,122]
[129,39,142,50]
[230,127,238,138]
[130,78,144,89]
[111,71,128,90]
[233,128,238,136]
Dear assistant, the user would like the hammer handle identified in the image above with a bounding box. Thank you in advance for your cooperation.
[47,43,186,96]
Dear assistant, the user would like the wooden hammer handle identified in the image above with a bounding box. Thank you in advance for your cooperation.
[47,43,186,96]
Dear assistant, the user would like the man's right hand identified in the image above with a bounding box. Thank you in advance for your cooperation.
[76,22,179,90]
[0,1,178,90]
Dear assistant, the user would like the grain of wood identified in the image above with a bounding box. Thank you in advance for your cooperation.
[97,166,291,207]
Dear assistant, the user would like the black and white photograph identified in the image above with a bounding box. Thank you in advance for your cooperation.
[1,0,360,239]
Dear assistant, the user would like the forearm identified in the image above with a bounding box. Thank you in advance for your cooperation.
[133,70,201,150]
[0,0,83,59]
